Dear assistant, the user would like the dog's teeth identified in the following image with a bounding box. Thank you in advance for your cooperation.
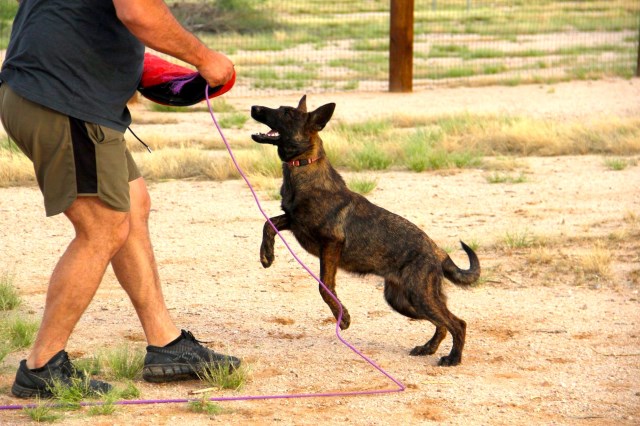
[267,130,279,137]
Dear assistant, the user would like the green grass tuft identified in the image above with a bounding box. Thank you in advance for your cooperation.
[486,172,527,184]
[101,344,145,380]
[87,391,118,416]
[4,315,39,350]
[73,355,103,377]
[0,272,21,311]
[503,230,535,250]
[196,361,248,391]
[349,143,393,171]
[188,398,224,415]
[603,157,633,171]
[48,376,99,411]
[118,380,141,399]
[22,398,61,423]
[218,112,249,129]
[347,176,378,194]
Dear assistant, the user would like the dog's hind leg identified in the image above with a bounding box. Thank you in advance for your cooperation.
[319,241,350,330]
[436,311,466,367]
[425,301,466,366]
[383,278,448,356]
[408,271,467,366]
[260,214,290,268]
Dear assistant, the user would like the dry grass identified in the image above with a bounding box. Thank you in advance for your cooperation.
[527,246,556,266]
[0,151,34,187]
[498,216,637,288]
[578,241,612,281]
[135,145,283,182]
[481,156,530,172]
[242,174,281,199]
[623,210,638,225]
[126,133,203,152]
[135,149,239,181]
[406,114,640,157]
[234,146,281,178]
[1,112,639,187]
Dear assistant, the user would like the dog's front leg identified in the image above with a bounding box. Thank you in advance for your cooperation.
[260,214,290,268]
[319,241,351,330]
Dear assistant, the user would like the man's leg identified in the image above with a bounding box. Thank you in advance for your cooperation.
[26,198,130,369]
[110,178,241,383]
[110,177,180,347]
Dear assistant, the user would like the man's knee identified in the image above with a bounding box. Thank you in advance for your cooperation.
[65,197,131,253]
[129,177,152,222]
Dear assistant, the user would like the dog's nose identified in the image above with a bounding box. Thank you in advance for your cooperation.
[251,106,262,115]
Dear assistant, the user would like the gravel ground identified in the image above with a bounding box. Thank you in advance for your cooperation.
[0,78,639,425]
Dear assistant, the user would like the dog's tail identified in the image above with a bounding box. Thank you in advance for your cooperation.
[442,241,480,286]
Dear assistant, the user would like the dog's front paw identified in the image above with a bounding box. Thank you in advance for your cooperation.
[260,254,274,268]
[260,243,274,268]
[437,355,461,367]
[337,310,351,330]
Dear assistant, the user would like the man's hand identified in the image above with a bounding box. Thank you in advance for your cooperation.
[113,0,234,87]
[194,48,235,88]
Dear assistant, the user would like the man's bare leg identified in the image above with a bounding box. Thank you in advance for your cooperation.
[110,177,180,347]
[26,198,130,369]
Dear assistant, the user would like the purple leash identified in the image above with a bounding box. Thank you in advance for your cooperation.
[0,88,404,412]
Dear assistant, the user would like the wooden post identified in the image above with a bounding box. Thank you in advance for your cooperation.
[637,19,640,77]
[389,0,414,92]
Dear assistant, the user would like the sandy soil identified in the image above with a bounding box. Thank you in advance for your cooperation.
[0,79,639,424]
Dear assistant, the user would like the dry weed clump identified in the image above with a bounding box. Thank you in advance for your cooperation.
[527,246,555,266]
[135,149,239,181]
[438,115,640,157]
[0,151,34,187]
[578,241,612,282]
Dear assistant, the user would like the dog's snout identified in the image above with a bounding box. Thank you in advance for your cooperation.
[251,106,262,117]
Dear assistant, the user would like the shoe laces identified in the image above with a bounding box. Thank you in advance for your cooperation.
[180,329,211,345]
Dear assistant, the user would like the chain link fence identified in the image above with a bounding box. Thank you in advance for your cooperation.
[1,0,639,96]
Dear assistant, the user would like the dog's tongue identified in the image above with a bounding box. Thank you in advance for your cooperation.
[267,130,280,137]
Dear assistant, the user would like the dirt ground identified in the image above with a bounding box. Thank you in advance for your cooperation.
[0,79,639,424]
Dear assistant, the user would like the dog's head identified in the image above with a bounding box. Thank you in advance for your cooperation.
[251,95,336,162]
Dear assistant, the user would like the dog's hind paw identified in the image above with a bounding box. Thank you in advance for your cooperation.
[409,345,436,356]
[437,355,461,367]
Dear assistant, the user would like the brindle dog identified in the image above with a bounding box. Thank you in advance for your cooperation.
[251,95,480,366]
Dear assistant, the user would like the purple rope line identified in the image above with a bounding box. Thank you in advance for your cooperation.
[0,88,405,412]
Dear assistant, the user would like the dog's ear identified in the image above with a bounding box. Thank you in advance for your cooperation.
[297,95,307,113]
[308,103,336,132]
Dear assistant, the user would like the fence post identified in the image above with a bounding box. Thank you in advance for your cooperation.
[389,0,414,92]
[637,16,640,77]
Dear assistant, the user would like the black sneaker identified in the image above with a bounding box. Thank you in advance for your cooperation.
[142,329,241,383]
[11,350,112,399]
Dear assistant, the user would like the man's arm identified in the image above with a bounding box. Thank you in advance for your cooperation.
[113,0,234,87]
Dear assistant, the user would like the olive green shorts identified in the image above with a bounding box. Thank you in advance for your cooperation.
[0,82,141,216]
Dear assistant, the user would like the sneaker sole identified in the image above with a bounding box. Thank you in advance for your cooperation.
[142,363,199,383]
[11,382,53,399]
[142,360,240,383]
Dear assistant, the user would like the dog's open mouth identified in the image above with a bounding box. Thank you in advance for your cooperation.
[252,129,280,144]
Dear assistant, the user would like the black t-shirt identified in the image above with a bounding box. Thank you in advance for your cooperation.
[0,0,145,132]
